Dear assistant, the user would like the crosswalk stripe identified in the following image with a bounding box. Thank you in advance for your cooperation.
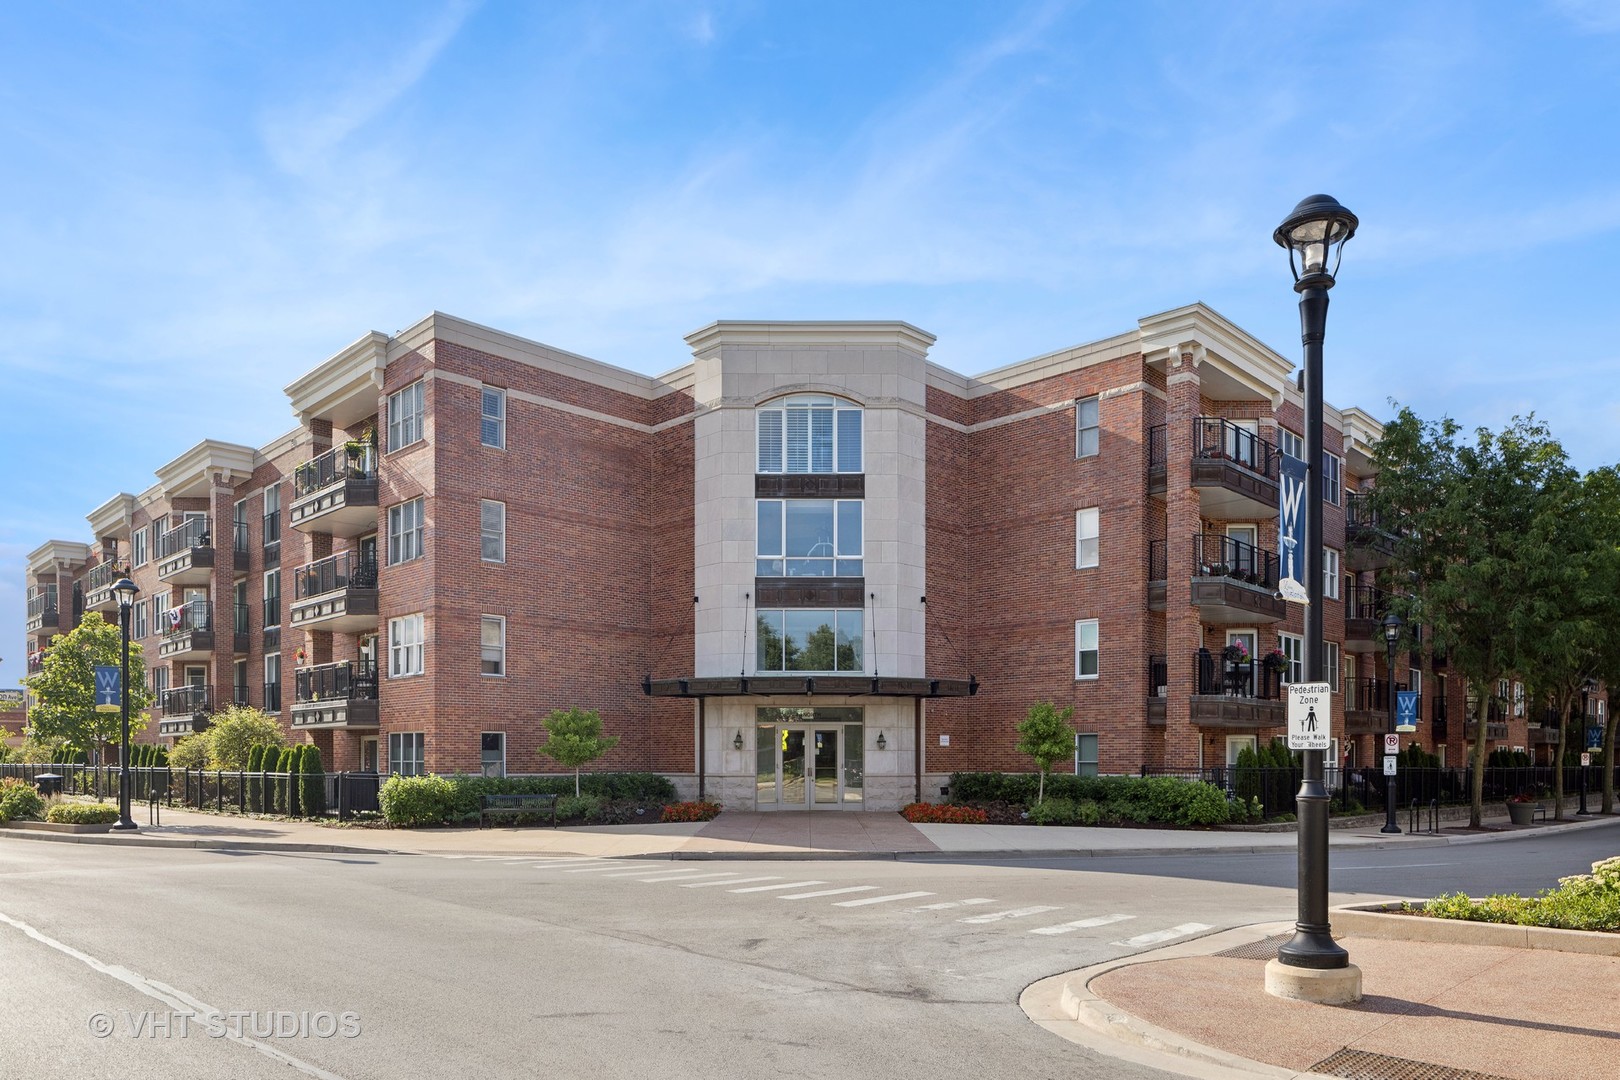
[682,876,781,889]
[729,881,827,894]
[1112,923,1213,947]
[526,858,605,868]
[597,868,713,879]
[908,898,996,911]
[778,886,880,900]
[636,872,742,884]
[561,865,629,874]
[1030,914,1135,936]
[959,905,1061,924]
[833,891,935,908]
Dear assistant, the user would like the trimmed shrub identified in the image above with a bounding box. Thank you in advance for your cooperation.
[284,747,304,817]
[554,794,603,822]
[659,800,721,823]
[246,745,264,812]
[0,777,48,822]
[204,705,284,770]
[300,746,325,817]
[948,772,1039,805]
[379,775,458,827]
[1028,797,1078,825]
[950,772,1233,826]
[46,803,120,825]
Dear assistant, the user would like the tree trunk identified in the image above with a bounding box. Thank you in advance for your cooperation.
[1469,680,1487,828]
[574,766,581,798]
[1037,770,1046,806]
[1604,708,1617,815]
[1553,693,1573,821]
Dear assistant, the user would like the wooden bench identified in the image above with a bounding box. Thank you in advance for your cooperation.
[480,792,559,828]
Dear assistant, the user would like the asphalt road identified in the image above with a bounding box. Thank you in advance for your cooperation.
[2,824,1615,1080]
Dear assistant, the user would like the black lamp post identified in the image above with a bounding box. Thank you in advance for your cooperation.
[111,576,141,831]
[1578,678,1596,816]
[1273,194,1358,974]
[1381,612,1403,834]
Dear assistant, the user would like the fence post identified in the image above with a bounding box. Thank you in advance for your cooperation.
[238,770,245,815]
[216,771,223,813]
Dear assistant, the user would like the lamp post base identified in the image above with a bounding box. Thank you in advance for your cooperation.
[111,821,139,831]
[1265,958,1363,1004]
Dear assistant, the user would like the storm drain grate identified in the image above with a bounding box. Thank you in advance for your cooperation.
[1211,933,1291,960]
[1311,1048,1515,1080]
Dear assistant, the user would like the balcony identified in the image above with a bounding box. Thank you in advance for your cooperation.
[1147,540,1167,610]
[290,445,379,538]
[1345,493,1397,572]
[83,560,126,612]
[233,602,250,654]
[157,517,235,585]
[1147,420,1281,521]
[25,591,59,637]
[289,552,378,633]
[1345,677,1404,735]
[26,651,46,675]
[1190,534,1285,624]
[1188,649,1284,729]
[157,684,213,738]
[158,600,214,661]
[1343,584,1388,651]
[291,661,379,730]
[1463,721,1510,742]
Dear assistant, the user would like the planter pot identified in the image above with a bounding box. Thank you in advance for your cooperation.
[1506,801,1536,826]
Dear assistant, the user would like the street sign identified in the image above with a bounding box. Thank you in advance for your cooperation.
[1581,753,1592,767]
[94,665,120,713]
[1395,690,1419,732]
[1287,682,1332,750]
[1383,733,1400,754]
[1383,755,1397,777]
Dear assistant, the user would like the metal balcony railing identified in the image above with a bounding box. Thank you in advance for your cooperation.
[1347,583,1388,621]
[157,517,210,559]
[1193,417,1278,481]
[1350,677,1406,713]
[161,684,212,716]
[1192,533,1279,590]
[1147,425,1166,471]
[162,600,212,636]
[263,593,281,628]
[293,444,377,499]
[263,682,282,712]
[1148,654,1167,698]
[234,603,250,635]
[294,661,379,705]
[86,560,124,592]
[1192,649,1284,699]
[233,521,250,555]
[1148,539,1167,581]
[293,552,377,600]
[26,590,58,619]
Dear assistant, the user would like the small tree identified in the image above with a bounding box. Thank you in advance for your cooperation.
[537,708,620,796]
[1015,701,1075,805]
[170,733,211,771]
[204,706,285,770]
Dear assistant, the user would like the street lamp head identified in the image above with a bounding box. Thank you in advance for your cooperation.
[111,576,140,609]
[1274,194,1358,286]
[1381,611,1402,643]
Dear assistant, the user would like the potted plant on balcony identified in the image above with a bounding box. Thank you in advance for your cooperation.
[342,423,376,470]
[1222,641,1250,667]
[1262,646,1286,672]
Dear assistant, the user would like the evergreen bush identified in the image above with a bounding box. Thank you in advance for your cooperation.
[246,745,264,812]
[300,745,325,817]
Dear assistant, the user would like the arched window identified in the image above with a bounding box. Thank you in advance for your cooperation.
[756,395,862,474]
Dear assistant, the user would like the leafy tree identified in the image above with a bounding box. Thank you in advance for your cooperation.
[1580,465,1620,814]
[1015,701,1075,805]
[22,611,153,764]
[1371,410,1577,827]
[203,705,285,771]
[169,733,211,770]
[537,708,620,796]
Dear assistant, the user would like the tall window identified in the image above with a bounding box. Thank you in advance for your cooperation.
[262,485,281,548]
[389,614,425,677]
[756,500,861,577]
[132,600,148,640]
[389,732,425,776]
[756,610,863,672]
[388,380,426,451]
[1075,396,1099,458]
[1325,642,1341,693]
[481,386,506,449]
[263,653,280,712]
[481,733,506,778]
[132,527,148,568]
[1075,619,1099,679]
[480,500,505,563]
[150,666,168,699]
[1323,452,1343,506]
[388,498,425,565]
[1279,632,1304,684]
[756,396,862,474]
[1322,549,1341,599]
[1075,508,1099,569]
[262,569,281,627]
[480,616,505,676]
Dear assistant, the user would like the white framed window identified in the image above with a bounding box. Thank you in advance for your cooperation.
[387,380,426,452]
[1323,452,1343,506]
[132,527,148,568]
[1325,641,1341,693]
[1409,667,1422,697]
[150,666,168,698]
[481,615,505,676]
[481,732,506,778]
[262,569,280,627]
[1323,548,1341,599]
[1279,632,1304,684]
[480,500,506,563]
[132,600,148,640]
[388,732,425,776]
[389,614,425,677]
[1074,618,1099,680]
[755,499,862,577]
[481,386,506,449]
[755,609,864,672]
[1074,733,1099,778]
[1513,680,1524,717]
[263,653,280,711]
[1278,428,1304,460]
[388,498,425,565]
[263,485,281,548]
[756,395,862,474]
[1075,396,1099,458]
[1075,508,1099,569]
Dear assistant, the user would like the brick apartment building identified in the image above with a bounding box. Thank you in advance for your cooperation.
[22,303,1590,810]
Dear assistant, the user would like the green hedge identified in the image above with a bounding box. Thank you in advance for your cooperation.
[949,772,1234,826]
[46,803,121,825]
[378,773,678,827]
[378,775,459,827]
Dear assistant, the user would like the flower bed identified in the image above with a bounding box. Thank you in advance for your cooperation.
[660,801,722,823]
[901,802,989,824]
[1407,857,1620,933]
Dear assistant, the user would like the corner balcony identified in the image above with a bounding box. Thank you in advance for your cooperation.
[1345,677,1404,735]
[158,601,214,661]
[289,552,378,633]
[1147,419,1280,520]
[1189,650,1285,730]
[1344,493,1398,572]
[291,661,379,730]
[157,517,246,585]
[1190,534,1285,624]
[25,594,59,637]
[157,684,214,738]
[83,560,126,612]
[1343,584,1388,651]
[290,445,379,538]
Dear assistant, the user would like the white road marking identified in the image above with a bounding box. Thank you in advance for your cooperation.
[561,865,631,874]
[1030,914,1135,936]
[524,858,604,868]
[636,872,742,884]
[597,868,713,879]
[778,886,880,900]
[908,898,996,911]
[0,908,353,1080]
[682,876,781,889]
[728,881,827,894]
[959,905,1061,924]
[1338,863,1454,870]
[833,891,935,908]
[1113,923,1214,947]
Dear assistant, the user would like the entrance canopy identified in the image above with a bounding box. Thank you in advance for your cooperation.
[641,675,978,698]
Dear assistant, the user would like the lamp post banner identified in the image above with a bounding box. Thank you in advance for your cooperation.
[1395,690,1419,732]
[94,665,121,712]
[1277,452,1309,603]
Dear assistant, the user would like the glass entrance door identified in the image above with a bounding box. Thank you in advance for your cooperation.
[776,727,839,808]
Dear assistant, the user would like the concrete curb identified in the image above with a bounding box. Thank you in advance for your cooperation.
[0,828,411,857]
[1332,902,1620,956]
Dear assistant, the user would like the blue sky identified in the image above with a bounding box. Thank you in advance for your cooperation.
[4,1,1619,689]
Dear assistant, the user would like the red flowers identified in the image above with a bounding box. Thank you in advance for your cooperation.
[900,802,989,824]
[660,801,722,822]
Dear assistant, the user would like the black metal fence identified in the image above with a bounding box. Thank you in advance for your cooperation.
[0,764,382,821]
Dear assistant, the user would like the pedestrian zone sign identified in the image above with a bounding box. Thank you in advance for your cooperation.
[1287,682,1332,750]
